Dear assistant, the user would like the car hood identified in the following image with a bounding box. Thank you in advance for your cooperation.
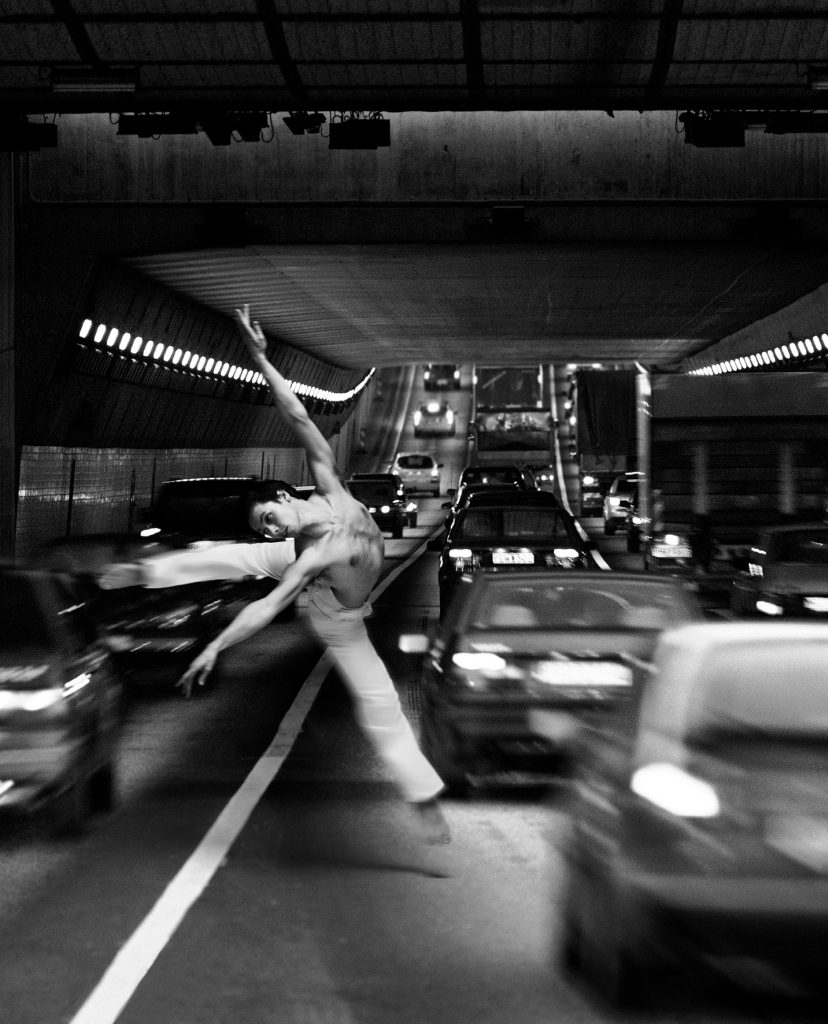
[764,564,828,593]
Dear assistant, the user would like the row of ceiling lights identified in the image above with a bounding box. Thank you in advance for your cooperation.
[688,332,828,375]
[78,319,374,404]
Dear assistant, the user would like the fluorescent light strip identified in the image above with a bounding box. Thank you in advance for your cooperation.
[688,329,827,375]
[79,319,374,402]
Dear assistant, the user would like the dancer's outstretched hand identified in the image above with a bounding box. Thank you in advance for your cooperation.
[234,303,268,357]
[176,646,218,697]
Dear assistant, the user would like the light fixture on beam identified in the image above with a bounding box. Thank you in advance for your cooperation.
[117,113,198,137]
[0,119,58,151]
[200,112,268,145]
[282,111,326,135]
[329,115,390,150]
[51,67,139,93]
[679,111,745,147]
[807,66,828,90]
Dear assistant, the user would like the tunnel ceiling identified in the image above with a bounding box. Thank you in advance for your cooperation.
[6,3,828,373]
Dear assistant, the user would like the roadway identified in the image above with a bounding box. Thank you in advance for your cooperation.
[0,369,805,1024]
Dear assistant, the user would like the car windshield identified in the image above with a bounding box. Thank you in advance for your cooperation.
[397,455,433,469]
[471,580,692,629]
[460,468,521,486]
[0,575,51,647]
[770,531,828,564]
[457,507,570,542]
[693,641,828,737]
[155,481,254,534]
[349,482,395,503]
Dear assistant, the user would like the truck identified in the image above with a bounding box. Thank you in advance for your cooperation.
[630,372,828,586]
[471,364,554,467]
[573,368,637,516]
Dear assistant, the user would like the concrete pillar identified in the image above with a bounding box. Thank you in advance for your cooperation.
[0,151,15,560]
[778,442,796,515]
[691,443,709,515]
[635,366,651,525]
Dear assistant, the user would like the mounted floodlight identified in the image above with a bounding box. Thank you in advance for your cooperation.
[808,66,828,90]
[0,119,58,151]
[329,115,390,150]
[283,111,326,135]
[117,114,198,138]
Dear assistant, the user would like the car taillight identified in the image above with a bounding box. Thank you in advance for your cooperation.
[631,762,720,818]
[448,548,480,571]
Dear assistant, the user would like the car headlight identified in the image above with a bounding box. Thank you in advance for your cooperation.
[756,598,784,615]
[631,762,720,818]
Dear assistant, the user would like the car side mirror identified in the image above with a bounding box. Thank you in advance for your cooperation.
[447,488,456,497]
[618,500,631,510]
[437,463,444,468]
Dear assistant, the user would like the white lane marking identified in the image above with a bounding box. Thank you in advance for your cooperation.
[69,525,433,1024]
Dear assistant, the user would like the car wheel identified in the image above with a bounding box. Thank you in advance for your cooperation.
[567,861,644,1010]
[409,514,418,528]
[604,519,616,536]
[49,772,92,837]
[89,759,116,814]
[627,528,641,553]
[419,703,468,797]
[392,519,404,539]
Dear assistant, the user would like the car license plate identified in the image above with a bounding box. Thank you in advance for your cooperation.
[804,596,828,613]
[652,543,692,559]
[532,661,633,688]
[766,814,828,872]
[492,550,534,565]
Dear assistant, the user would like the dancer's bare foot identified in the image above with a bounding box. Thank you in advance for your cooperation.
[411,798,451,845]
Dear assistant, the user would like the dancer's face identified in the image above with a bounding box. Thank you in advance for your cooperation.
[249,496,295,541]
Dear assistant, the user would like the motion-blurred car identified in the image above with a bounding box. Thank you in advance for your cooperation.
[423,363,461,390]
[579,472,604,516]
[346,478,408,538]
[730,521,828,618]
[30,532,250,676]
[413,400,456,437]
[400,571,702,794]
[428,490,590,616]
[602,471,642,535]
[440,481,528,528]
[349,472,418,526]
[0,566,125,834]
[389,451,443,496]
[560,621,828,1007]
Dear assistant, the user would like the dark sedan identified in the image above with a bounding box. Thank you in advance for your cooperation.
[730,521,828,618]
[0,566,125,834]
[347,478,408,538]
[428,490,589,617]
[400,571,703,795]
[560,621,828,1009]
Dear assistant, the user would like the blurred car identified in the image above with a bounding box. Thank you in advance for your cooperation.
[0,565,125,834]
[559,621,828,1007]
[349,472,418,526]
[602,471,642,535]
[456,463,531,491]
[389,451,444,496]
[440,481,528,528]
[423,363,461,390]
[730,521,828,618]
[579,472,604,516]
[531,464,558,495]
[346,478,408,538]
[400,571,703,794]
[428,490,590,617]
[30,532,245,677]
[413,400,456,437]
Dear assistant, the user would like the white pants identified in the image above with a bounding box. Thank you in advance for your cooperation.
[304,582,444,803]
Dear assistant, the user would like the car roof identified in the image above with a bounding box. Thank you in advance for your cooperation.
[457,489,559,507]
[759,520,828,536]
